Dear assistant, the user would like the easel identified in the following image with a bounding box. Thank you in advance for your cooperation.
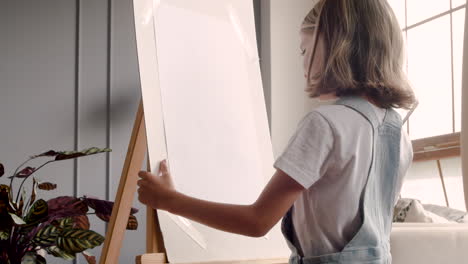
[97,100,288,264]
[99,100,168,264]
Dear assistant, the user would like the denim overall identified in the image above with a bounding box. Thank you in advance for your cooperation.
[282,96,402,264]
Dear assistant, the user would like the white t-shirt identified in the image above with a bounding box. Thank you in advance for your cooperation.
[274,103,413,257]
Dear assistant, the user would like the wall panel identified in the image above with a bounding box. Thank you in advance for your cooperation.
[0,0,144,262]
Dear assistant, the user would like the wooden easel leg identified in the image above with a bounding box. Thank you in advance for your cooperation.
[135,253,167,264]
[99,101,148,264]
[141,160,168,263]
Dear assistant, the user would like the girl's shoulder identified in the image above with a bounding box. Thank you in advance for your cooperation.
[313,102,389,126]
[311,104,366,124]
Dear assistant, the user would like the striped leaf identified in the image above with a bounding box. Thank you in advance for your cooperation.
[59,217,75,229]
[55,147,111,161]
[38,182,57,191]
[33,217,75,247]
[57,229,104,253]
[24,199,48,224]
[34,224,59,247]
[126,215,138,230]
[47,246,75,260]
[32,150,59,158]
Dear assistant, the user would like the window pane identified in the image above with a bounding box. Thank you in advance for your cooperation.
[453,8,465,132]
[407,0,450,26]
[401,158,465,211]
[401,161,448,207]
[441,158,465,211]
[387,0,406,28]
[407,15,453,139]
[452,0,467,9]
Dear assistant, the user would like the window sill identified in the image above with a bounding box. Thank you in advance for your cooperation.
[412,132,461,162]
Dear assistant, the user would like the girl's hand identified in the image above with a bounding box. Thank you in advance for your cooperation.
[137,160,176,211]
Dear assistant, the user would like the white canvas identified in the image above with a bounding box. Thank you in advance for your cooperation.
[133,0,289,262]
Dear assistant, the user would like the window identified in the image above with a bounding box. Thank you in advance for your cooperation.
[388,0,465,139]
[387,1,466,211]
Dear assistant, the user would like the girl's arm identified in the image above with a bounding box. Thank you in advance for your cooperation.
[137,160,304,237]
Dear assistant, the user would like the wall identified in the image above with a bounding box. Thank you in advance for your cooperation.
[0,0,144,263]
[260,0,321,156]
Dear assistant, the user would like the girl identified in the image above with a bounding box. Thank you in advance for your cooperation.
[137,0,416,263]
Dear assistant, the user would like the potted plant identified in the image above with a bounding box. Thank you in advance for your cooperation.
[0,147,138,264]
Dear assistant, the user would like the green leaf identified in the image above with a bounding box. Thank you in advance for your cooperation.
[0,231,8,240]
[55,147,111,161]
[32,150,59,158]
[46,246,76,260]
[24,199,48,224]
[9,213,26,225]
[29,178,38,207]
[57,229,105,253]
[34,224,60,247]
[59,217,75,229]
[33,217,74,247]
[35,254,47,264]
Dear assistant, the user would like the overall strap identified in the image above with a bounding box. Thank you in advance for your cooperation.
[335,96,381,130]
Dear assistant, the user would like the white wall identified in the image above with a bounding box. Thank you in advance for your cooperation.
[260,0,321,156]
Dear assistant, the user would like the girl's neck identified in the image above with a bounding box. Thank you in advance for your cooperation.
[318,93,338,101]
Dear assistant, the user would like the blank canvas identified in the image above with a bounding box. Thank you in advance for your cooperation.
[133,0,289,262]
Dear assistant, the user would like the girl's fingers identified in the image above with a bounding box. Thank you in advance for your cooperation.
[138,171,151,179]
[159,160,169,175]
[137,179,145,187]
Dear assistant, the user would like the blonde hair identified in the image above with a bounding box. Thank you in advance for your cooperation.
[302,0,416,109]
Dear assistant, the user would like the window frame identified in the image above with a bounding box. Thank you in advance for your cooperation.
[397,1,466,161]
